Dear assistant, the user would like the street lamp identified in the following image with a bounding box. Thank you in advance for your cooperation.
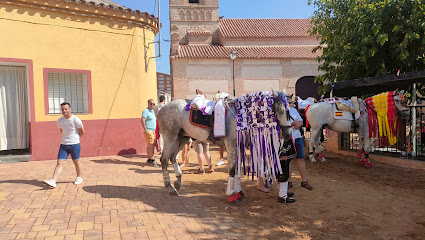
[230,50,237,97]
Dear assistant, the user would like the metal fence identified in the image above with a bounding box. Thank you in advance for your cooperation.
[340,105,425,160]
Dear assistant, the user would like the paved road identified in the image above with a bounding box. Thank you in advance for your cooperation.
[0,155,238,240]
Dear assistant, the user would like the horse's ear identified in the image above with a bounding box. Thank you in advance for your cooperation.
[272,89,278,97]
[399,90,405,95]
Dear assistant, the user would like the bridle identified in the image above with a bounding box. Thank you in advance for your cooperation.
[277,92,291,122]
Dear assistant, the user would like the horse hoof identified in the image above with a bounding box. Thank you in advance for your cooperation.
[228,194,239,203]
[174,182,181,190]
[168,187,179,196]
[358,160,367,165]
[364,162,373,168]
[321,157,327,162]
[310,158,317,163]
[236,191,247,202]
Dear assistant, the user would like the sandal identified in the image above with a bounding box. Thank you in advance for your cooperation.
[288,181,293,189]
[208,166,214,173]
[194,168,205,174]
[301,181,313,190]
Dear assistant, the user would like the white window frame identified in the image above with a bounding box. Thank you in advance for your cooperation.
[44,68,92,115]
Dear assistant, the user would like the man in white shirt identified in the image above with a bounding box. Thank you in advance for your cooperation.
[43,102,85,188]
[288,101,313,190]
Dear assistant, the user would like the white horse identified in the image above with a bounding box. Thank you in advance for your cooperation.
[306,91,409,167]
[157,91,292,202]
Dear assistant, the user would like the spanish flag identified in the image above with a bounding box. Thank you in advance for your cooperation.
[335,112,343,117]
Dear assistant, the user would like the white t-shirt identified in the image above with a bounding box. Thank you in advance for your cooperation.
[289,107,303,140]
[57,115,83,145]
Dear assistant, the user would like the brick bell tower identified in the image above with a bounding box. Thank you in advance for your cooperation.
[169,0,220,56]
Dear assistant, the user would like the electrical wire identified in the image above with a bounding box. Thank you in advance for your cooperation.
[153,0,157,15]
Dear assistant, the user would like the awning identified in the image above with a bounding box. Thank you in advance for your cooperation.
[330,70,425,97]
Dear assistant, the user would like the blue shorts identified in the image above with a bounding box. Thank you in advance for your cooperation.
[58,144,81,161]
[294,138,306,159]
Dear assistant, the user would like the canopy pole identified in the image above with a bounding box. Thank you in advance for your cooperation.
[412,83,417,157]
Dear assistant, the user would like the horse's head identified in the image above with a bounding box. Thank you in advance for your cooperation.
[393,90,410,120]
[272,90,292,139]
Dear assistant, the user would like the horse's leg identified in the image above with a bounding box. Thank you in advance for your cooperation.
[363,136,372,168]
[160,137,179,196]
[358,119,372,168]
[357,137,366,165]
[172,137,190,190]
[226,149,236,196]
[225,139,244,203]
[357,136,364,161]
[316,129,326,162]
[309,128,320,163]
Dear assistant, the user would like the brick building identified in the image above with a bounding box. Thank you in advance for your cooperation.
[156,72,172,103]
[169,0,323,99]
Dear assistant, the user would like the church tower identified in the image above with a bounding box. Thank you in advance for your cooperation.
[169,0,220,56]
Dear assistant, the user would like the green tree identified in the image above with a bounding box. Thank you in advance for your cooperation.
[309,0,425,91]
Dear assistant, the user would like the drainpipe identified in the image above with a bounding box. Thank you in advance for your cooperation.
[149,0,161,60]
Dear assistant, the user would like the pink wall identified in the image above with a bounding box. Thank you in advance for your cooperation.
[0,57,148,161]
[30,118,147,161]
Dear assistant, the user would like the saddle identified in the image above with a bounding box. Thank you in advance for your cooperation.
[335,96,359,113]
[188,89,229,139]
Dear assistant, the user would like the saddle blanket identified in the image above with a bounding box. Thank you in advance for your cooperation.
[333,104,360,120]
[190,109,212,128]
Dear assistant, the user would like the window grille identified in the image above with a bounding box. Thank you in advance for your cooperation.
[48,72,89,114]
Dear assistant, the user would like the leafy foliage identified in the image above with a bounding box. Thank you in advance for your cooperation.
[308,0,425,92]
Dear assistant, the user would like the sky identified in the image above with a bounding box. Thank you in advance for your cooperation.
[113,0,316,74]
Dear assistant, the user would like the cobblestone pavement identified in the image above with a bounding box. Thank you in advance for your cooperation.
[0,155,242,240]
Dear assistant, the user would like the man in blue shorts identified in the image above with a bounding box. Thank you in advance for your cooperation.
[43,102,85,188]
[288,99,313,190]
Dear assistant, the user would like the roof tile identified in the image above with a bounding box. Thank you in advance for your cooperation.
[55,0,156,20]
[175,45,321,59]
[187,30,212,35]
[219,18,312,38]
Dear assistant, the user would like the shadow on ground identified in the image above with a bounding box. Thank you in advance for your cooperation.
[0,179,46,188]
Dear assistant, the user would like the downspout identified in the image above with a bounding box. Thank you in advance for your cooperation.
[150,0,161,60]
[146,0,161,71]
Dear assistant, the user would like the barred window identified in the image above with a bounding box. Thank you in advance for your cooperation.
[189,0,199,3]
[48,72,89,114]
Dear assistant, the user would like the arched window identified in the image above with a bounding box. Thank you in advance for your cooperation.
[193,11,199,20]
[179,10,185,20]
[295,76,321,100]
[186,10,192,20]
[199,11,205,20]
